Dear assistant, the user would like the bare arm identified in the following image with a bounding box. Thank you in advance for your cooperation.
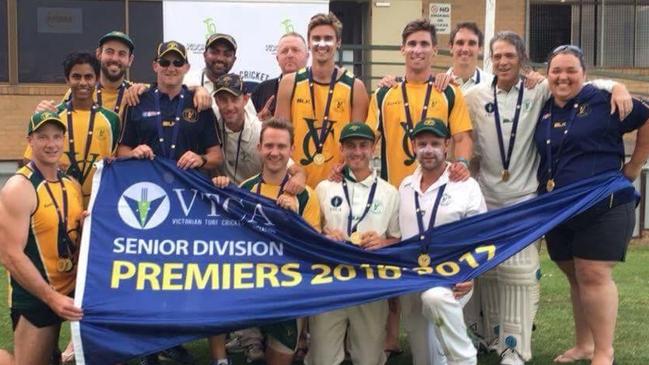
[274,72,296,121]
[0,177,83,321]
[351,79,369,122]
[624,119,649,181]
[452,130,473,161]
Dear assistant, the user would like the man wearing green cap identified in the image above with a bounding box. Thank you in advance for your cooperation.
[307,122,400,365]
[398,118,486,365]
[0,112,85,365]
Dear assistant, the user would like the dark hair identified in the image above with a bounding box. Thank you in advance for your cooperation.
[63,52,100,79]
[489,31,529,71]
[402,18,437,46]
[449,22,484,47]
[260,118,294,145]
[308,12,343,41]
[547,44,586,72]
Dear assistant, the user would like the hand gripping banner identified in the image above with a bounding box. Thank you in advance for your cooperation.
[72,158,635,364]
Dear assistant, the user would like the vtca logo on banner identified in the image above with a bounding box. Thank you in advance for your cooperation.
[117,182,170,230]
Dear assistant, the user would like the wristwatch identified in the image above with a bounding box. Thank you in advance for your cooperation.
[455,157,469,168]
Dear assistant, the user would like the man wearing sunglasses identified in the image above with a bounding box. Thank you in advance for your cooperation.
[117,41,223,365]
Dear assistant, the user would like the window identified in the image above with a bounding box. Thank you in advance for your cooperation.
[128,0,163,83]
[17,0,124,83]
[0,0,8,82]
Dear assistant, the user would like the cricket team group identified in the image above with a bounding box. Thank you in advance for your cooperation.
[1,10,648,365]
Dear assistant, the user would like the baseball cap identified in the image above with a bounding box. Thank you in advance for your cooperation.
[28,111,66,135]
[213,74,244,96]
[339,122,376,142]
[156,41,188,61]
[205,33,237,52]
[411,118,450,139]
[98,31,134,53]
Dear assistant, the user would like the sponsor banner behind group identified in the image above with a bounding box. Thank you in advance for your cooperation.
[163,0,329,90]
[71,158,633,364]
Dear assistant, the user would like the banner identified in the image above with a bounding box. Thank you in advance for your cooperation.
[163,0,329,90]
[71,158,633,364]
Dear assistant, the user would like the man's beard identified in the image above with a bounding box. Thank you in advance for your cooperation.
[101,64,126,83]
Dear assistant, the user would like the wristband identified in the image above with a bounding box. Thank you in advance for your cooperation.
[199,154,208,168]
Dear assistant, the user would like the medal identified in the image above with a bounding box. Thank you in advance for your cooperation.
[349,231,362,245]
[492,81,524,185]
[546,179,556,192]
[418,253,431,268]
[57,258,71,273]
[313,153,325,165]
[501,169,510,182]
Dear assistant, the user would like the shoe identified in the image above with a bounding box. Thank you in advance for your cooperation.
[160,345,195,364]
[245,344,265,363]
[138,354,160,365]
[208,359,231,365]
[500,348,525,365]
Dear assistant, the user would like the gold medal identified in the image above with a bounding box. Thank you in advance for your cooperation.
[65,258,74,272]
[313,153,325,165]
[546,179,556,192]
[501,169,510,182]
[57,258,68,273]
[417,253,431,268]
[349,231,362,245]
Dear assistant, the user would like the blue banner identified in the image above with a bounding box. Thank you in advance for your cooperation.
[72,158,634,364]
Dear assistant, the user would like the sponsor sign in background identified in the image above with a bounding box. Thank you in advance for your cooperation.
[163,0,328,88]
[429,3,451,35]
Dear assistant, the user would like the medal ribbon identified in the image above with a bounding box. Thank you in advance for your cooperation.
[154,88,186,159]
[414,183,446,253]
[308,67,339,155]
[221,121,245,180]
[96,81,126,114]
[341,170,379,236]
[544,101,579,190]
[30,162,73,259]
[401,75,434,138]
[66,102,98,185]
[255,174,290,199]
[493,80,525,174]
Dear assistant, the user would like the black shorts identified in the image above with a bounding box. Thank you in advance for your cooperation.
[11,305,63,331]
[546,199,635,262]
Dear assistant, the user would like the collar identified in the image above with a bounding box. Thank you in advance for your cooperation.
[495,78,523,94]
[412,164,450,195]
[344,168,377,187]
[156,85,187,101]
[448,67,482,86]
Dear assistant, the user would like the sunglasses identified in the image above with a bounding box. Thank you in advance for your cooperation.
[551,44,584,57]
[157,58,186,67]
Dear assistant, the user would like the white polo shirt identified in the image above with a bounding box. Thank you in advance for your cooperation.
[185,69,258,120]
[216,112,263,185]
[447,67,494,93]
[316,169,400,241]
[399,165,486,241]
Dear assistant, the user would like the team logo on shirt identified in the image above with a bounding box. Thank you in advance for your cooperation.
[577,103,590,117]
[182,108,198,122]
[300,118,336,166]
[399,122,417,166]
[370,201,383,214]
[333,98,346,113]
[330,196,343,208]
[485,102,495,113]
[440,193,451,206]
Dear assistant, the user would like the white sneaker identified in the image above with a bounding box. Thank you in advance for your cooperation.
[500,349,525,365]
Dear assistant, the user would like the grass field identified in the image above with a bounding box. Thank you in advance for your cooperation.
[1,244,648,364]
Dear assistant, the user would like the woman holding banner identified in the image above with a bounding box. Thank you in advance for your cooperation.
[534,45,649,365]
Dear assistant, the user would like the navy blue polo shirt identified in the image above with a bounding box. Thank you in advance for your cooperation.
[534,84,649,193]
[120,85,221,160]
